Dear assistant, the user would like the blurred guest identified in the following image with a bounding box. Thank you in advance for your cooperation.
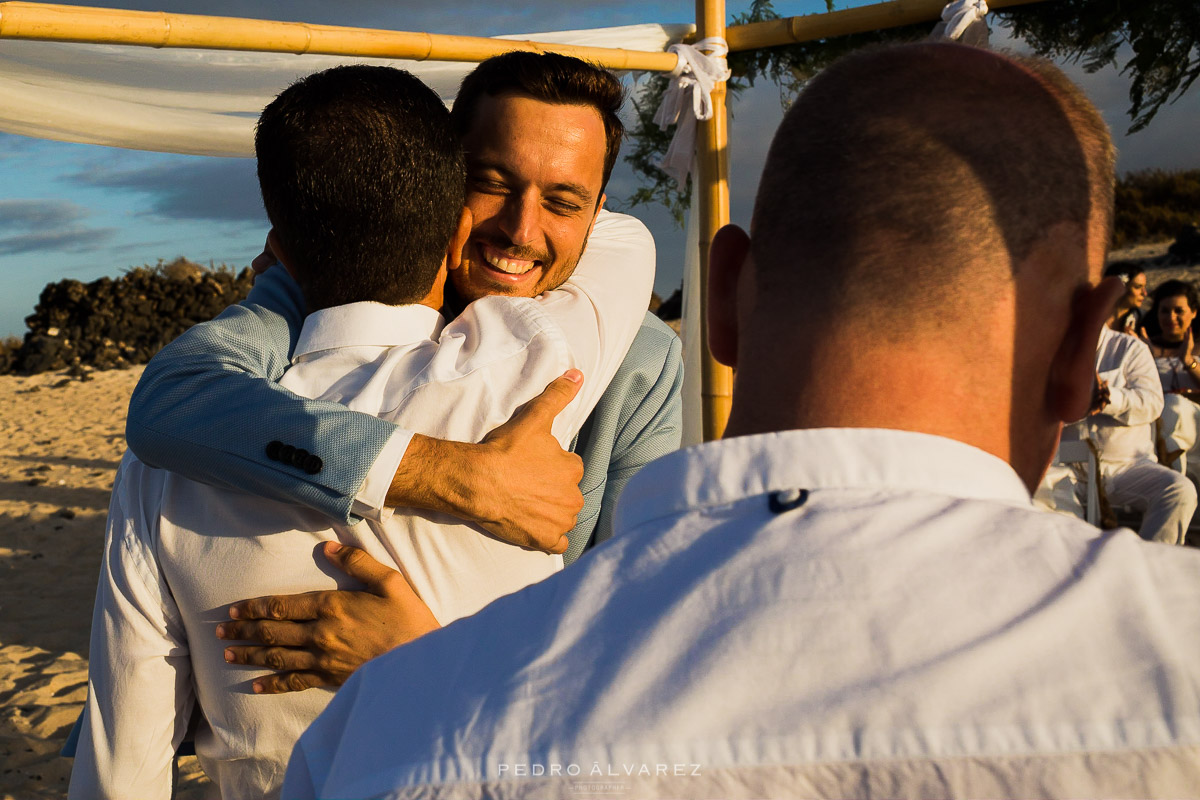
[1103,260,1146,334]
[1145,279,1200,393]
[1065,318,1195,544]
[1145,281,1200,516]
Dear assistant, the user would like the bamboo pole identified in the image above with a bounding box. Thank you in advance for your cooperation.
[726,0,1049,51]
[695,0,735,442]
[0,2,680,71]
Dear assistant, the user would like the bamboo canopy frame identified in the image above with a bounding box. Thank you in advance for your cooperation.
[0,0,1050,441]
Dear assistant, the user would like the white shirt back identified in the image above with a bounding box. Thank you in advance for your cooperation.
[288,428,1200,799]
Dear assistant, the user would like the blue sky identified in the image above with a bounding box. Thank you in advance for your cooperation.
[1,0,1198,338]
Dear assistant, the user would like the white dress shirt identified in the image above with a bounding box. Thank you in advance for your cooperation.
[287,428,1200,799]
[1068,325,1163,466]
[69,211,655,800]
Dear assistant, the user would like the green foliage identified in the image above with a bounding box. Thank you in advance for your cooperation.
[624,73,691,225]
[1113,168,1200,249]
[625,1,938,223]
[998,0,1200,134]
[625,0,1200,220]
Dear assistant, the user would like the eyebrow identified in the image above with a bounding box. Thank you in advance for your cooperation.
[470,160,595,205]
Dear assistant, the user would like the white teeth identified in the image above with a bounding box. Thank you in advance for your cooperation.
[483,247,535,275]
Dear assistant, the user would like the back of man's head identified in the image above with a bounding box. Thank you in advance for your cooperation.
[450,51,625,192]
[713,42,1118,487]
[256,65,465,311]
[750,42,1113,327]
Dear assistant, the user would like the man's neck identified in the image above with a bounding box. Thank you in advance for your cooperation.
[724,339,1014,470]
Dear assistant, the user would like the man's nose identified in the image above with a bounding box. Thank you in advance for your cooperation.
[499,194,539,246]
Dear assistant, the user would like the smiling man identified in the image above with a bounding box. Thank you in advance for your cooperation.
[121,52,682,692]
[456,93,608,298]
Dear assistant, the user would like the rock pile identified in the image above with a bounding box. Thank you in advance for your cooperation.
[2,259,253,376]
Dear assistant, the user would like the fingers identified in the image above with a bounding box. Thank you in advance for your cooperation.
[549,533,569,555]
[323,543,405,595]
[227,590,325,623]
[509,370,584,430]
[216,619,312,646]
[223,644,318,672]
[252,670,336,695]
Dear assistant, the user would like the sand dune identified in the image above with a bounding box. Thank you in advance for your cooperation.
[0,365,211,799]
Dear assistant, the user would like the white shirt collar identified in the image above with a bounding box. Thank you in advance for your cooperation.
[293,301,446,362]
[618,428,1033,532]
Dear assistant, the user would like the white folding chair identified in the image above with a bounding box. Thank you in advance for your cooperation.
[1053,439,1100,526]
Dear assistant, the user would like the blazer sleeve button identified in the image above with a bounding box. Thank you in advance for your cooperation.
[304,454,323,475]
[266,440,283,461]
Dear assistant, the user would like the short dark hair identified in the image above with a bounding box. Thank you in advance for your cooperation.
[256,65,465,311]
[750,42,1114,323]
[450,51,625,193]
[1152,279,1200,315]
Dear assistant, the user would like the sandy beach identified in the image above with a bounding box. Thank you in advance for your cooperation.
[0,365,211,799]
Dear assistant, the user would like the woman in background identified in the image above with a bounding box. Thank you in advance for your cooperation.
[1146,280,1200,494]
[1105,261,1148,335]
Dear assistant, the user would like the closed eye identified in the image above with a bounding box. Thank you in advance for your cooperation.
[469,176,508,193]
[546,198,583,215]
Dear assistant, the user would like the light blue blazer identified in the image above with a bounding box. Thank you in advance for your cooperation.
[125,268,683,564]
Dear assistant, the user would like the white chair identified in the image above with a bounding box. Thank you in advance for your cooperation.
[1053,439,1100,526]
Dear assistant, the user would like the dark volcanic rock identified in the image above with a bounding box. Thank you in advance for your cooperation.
[5,260,253,376]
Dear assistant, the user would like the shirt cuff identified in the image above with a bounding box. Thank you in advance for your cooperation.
[349,428,414,522]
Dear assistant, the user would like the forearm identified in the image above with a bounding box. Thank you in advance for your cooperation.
[126,268,401,524]
[388,381,583,555]
[386,434,486,522]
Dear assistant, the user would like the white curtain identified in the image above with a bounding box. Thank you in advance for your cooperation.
[0,22,691,156]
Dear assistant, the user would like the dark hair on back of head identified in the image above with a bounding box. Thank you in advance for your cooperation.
[256,65,465,312]
[450,51,625,193]
[750,42,1114,323]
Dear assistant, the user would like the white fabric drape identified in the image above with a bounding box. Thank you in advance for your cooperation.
[935,0,988,41]
[0,23,690,156]
[652,37,730,185]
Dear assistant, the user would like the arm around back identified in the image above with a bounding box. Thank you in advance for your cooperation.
[125,266,400,525]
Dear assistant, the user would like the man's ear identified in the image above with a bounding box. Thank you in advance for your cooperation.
[265,229,300,281]
[1047,276,1125,422]
[708,224,750,368]
[445,207,473,272]
[585,192,606,240]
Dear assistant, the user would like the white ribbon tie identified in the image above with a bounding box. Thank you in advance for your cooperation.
[652,36,731,185]
[938,0,989,41]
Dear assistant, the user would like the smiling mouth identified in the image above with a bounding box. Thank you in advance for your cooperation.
[478,242,541,276]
